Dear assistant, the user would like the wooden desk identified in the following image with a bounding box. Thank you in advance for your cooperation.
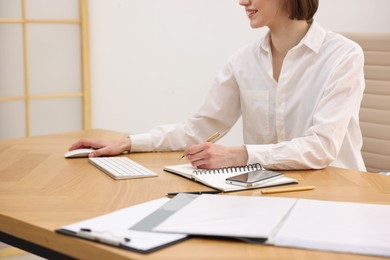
[0,129,389,259]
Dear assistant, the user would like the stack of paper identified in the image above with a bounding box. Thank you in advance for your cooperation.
[140,194,390,257]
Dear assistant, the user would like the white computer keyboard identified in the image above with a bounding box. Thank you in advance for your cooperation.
[88,157,158,180]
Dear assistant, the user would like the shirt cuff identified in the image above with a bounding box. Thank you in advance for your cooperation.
[129,133,153,152]
[244,144,274,168]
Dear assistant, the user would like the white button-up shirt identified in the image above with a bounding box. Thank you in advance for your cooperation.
[131,21,366,171]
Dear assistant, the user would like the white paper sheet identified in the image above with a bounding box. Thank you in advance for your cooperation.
[154,195,297,238]
[271,199,390,257]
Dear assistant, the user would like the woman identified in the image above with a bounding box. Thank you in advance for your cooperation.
[70,0,366,171]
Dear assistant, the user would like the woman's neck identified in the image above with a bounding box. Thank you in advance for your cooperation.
[268,19,311,82]
[269,20,310,57]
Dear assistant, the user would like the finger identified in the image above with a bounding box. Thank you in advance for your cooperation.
[89,146,114,158]
[186,143,210,161]
[88,150,100,158]
[186,143,205,155]
[190,158,213,169]
[70,139,104,151]
[188,150,211,168]
[88,147,107,158]
[69,141,85,150]
[186,148,204,162]
[190,158,205,168]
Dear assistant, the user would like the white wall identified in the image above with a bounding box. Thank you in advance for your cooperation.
[89,0,390,146]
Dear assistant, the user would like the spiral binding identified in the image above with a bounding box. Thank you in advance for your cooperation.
[193,163,262,175]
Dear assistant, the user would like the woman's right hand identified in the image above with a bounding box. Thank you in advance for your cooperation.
[69,137,132,157]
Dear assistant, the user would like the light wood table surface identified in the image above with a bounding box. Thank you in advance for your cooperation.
[0,129,389,259]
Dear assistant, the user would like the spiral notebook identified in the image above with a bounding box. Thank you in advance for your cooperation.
[163,164,297,192]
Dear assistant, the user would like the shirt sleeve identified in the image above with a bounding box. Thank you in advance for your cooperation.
[130,61,242,152]
[246,45,365,170]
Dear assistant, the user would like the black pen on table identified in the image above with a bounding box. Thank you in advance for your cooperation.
[166,190,222,198]
[180,131,221,159]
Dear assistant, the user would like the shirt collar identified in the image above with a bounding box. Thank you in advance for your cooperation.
[259,20,327,54]
[301,20,327,53]
[259,31,272,54]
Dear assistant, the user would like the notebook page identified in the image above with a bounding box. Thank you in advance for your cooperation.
[163,164,196,179]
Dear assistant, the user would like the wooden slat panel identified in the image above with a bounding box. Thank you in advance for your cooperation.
[364,80,390,95]
[361,93,390,110]
[360,108,390,125]
[364,65,390,81]
[366,166,383,173]
[360,122,390,140]
[362,137,390,156]
[362,152,390,172]
[364,51,390,66]
[342,33,390,51]
[343,32,390,172]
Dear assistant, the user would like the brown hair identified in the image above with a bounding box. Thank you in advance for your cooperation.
[285,0,319,22]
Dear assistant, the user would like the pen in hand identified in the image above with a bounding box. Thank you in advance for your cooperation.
[180,131,221,159]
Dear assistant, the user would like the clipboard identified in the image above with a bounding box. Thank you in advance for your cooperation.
[56,198,187,254]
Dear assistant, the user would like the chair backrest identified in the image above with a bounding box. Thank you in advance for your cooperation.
[341,33,390,172]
